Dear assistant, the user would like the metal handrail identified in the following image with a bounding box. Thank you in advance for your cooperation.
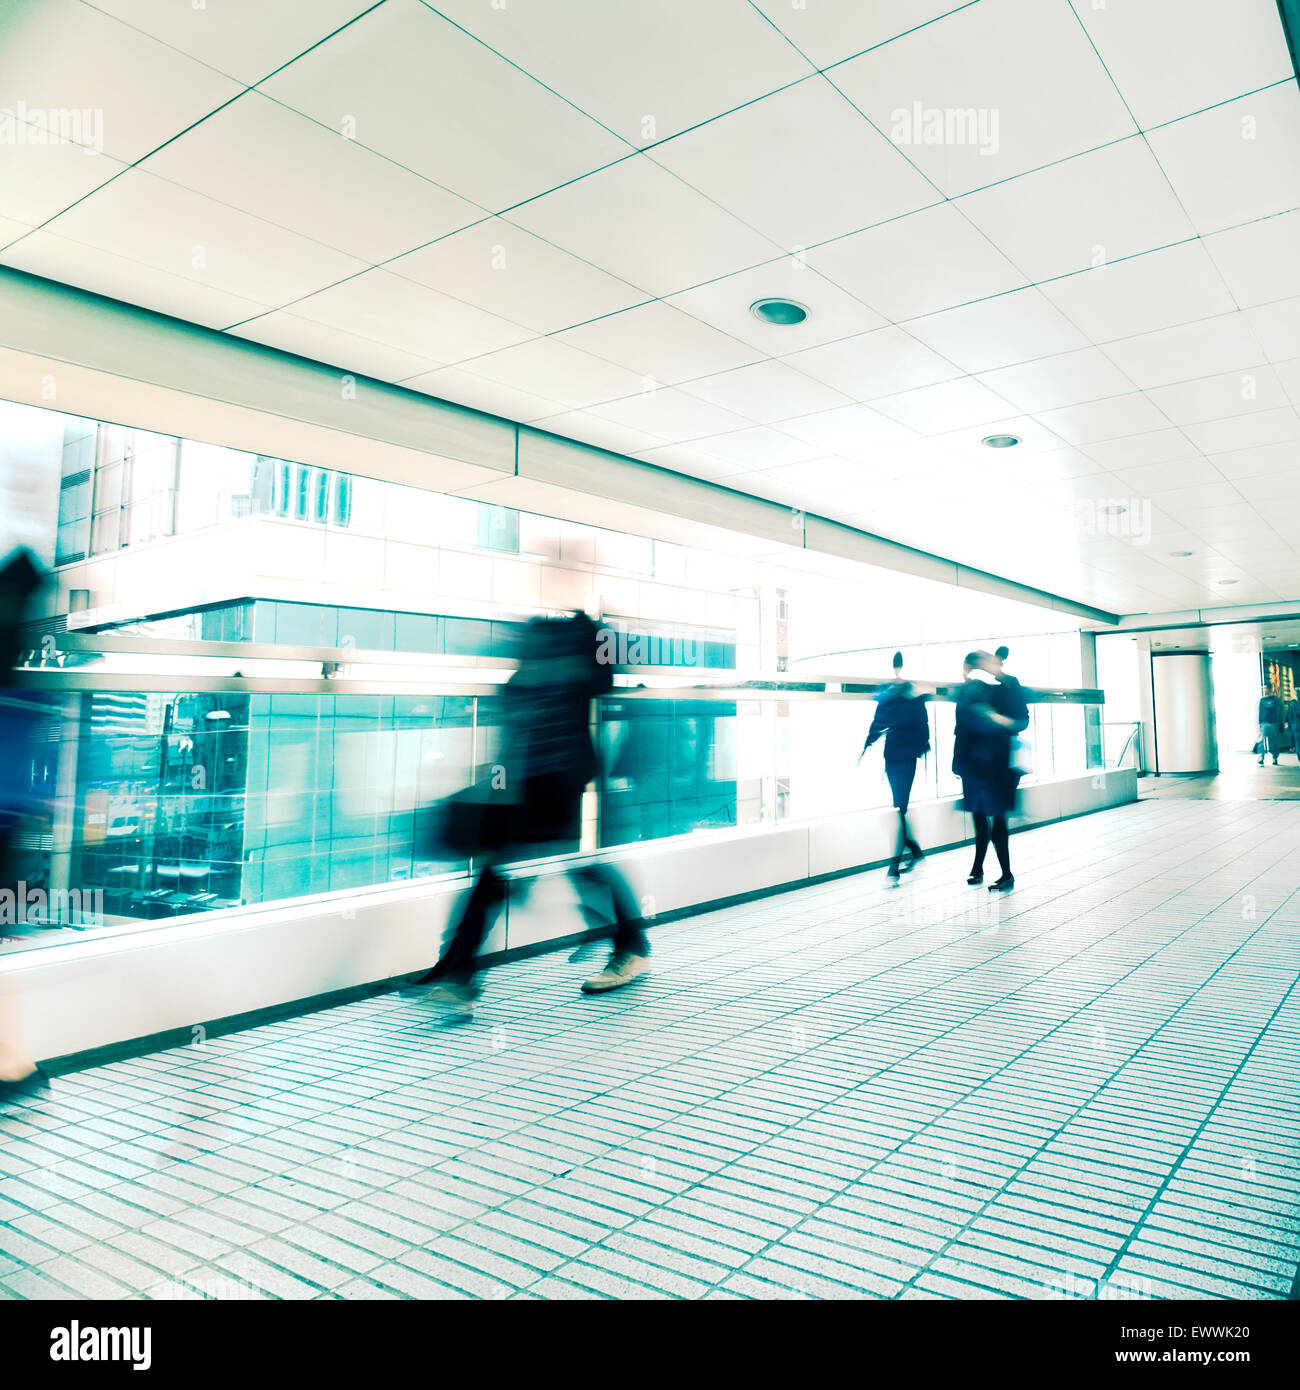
[16,634,1106,705]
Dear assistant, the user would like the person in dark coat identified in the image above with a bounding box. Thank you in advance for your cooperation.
[861,651,932,883]
[0,547,51,1099]
[953,650,1029,892]
[411,612,649,1017]
[1288,698,1300,763]
[1258,689,1282,765]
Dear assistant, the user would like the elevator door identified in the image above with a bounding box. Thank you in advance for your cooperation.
[1152,652,1218,773]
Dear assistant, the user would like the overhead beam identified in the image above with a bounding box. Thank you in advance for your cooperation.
[0,266,1118,625]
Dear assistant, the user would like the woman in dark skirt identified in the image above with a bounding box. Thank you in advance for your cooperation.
[952,650,1029,891]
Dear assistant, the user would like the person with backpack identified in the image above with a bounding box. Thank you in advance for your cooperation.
[861,651,932,884]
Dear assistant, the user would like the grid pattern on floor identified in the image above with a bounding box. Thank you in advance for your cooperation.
[2,798,1299,1301]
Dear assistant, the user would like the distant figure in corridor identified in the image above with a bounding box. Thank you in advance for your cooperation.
[1289,697,1300,764]
[953,650,1028,892]
[1258,688,1282,766]
[411,612,649,1019]
[861,651,931,884]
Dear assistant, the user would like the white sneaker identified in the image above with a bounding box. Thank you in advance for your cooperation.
[427,981,477,1019]
[582,952,650,995]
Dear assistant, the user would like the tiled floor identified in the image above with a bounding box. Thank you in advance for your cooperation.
[2,798,1299,1301]
[1141,750,1300,800]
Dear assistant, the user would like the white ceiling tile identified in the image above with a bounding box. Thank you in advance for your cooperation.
[389,217,645,335]
[0,228,271,328]
[589,389,753,443]
[1204,210,1300,309]
[1112,458,1224,495]
[1147,85,1300,237]
[994,446,1106,483]
[772,404,920,462]
[687,427,825,470]
[1234,470,1300,504]
[872,377,1018,434]
[1041,241,1238,343]
[141,92,481,263]
[1246,298,1300,363]
[555,302,760,386]
[1074,0,1292,130]
[830,0,1136,196]
[1037,393,1170,446]
[809,203,1025,321]
[667,261,887,354]
[507,155,779,297]
[749,455,879,497]
[0,140,128,228]
[459,337,646,411]
[904,287,1087,373]
[1183,406,1300,454]
[1103,313,1269,391]
[228,310,441,383]
[87,0,377,85]
[1146,368,1290,427]
[977,347,1136,413]
[1083,428,1201,469]
[781,326,962,402]
[956,137,1196,282]
[263,0,629,209]
[649,76,938,250]
[432,0,812,145]
[1206,440,1300,480]
[681,360,852,425]
[286,268,533,364]
[1275,356,1300,406]
[399,366,568,424]
[0,216,31,250]
[0,0,239,163]
[749,0,967,69]
[39,167,366,308]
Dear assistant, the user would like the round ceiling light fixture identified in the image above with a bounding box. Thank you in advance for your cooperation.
[1218,579,1239,585]
[1170,550,1194,557]
[749,298,808,326]
[980,434,1020,449]
[1100,505,1127,516]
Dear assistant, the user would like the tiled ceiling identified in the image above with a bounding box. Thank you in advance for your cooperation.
[2,0,1300,617]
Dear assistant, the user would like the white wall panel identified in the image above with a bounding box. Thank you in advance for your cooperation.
[0,771,1136,1064]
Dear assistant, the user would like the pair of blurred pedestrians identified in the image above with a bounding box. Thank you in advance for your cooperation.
[861,646,1028,892]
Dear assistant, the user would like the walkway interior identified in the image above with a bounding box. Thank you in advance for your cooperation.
[1,799,1298,1302]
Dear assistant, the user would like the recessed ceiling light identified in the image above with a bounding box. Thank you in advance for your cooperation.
[1100,505,1127,516]
[1218,579,1238,585]
[750,298,808,325]
[1170,550,1194,557]
[981,434,1020,449]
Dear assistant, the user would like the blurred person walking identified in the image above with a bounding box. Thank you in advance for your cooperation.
[409,612,649,1019]
[953,650,1029,892]
[0,546,51,1100]
[1288,697,1300,763]
[1258,688,1282,765]
[860,651,932,885]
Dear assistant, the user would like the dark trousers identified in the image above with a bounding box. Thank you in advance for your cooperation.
[885,759,922,872]
[429,780,649,986]
[971,814,1011,878]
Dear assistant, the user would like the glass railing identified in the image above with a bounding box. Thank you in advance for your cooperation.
[0,635,1108,953]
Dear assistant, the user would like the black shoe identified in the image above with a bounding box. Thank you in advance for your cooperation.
[967,871,984,886]
[886,864,902,886]
[988,875,1015,892]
